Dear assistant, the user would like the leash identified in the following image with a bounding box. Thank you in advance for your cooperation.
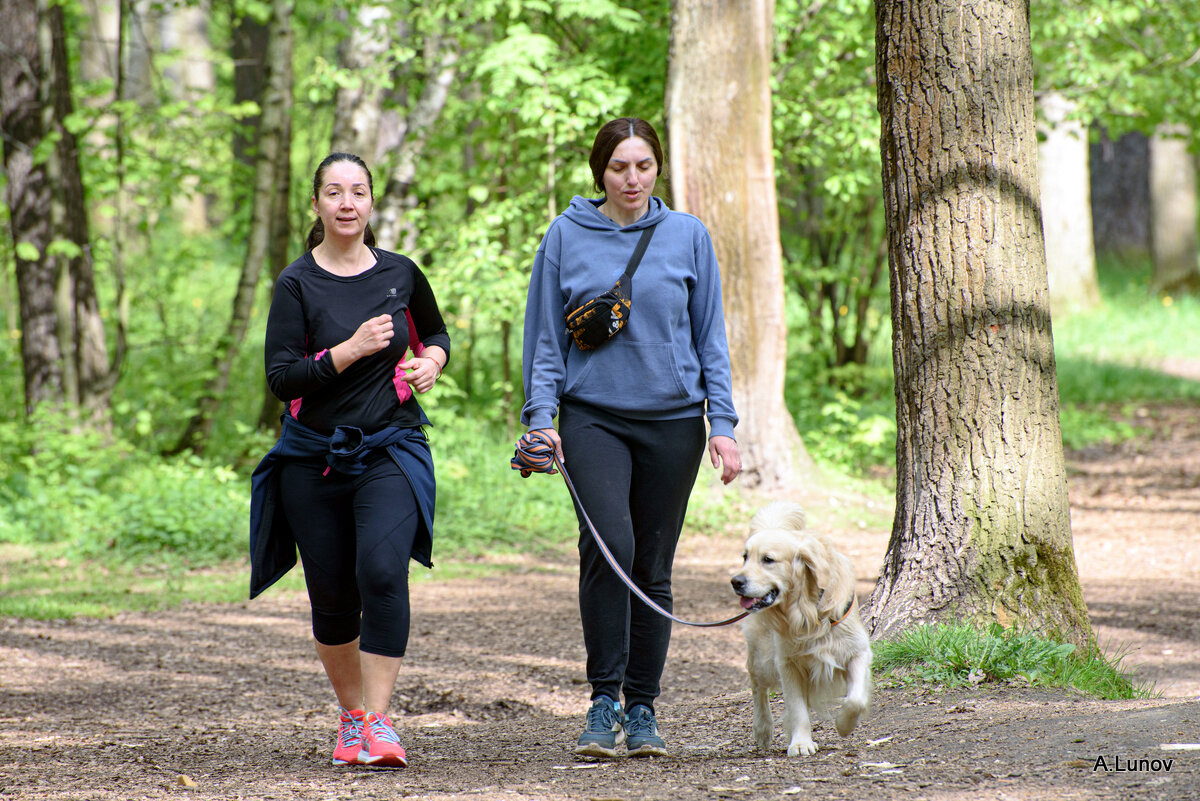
[512,430,748,629]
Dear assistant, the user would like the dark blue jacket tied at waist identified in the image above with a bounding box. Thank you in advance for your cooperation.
[249,414,436,599]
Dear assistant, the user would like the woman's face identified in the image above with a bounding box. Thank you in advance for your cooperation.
[312,161,373,242]
[602,136,658,222]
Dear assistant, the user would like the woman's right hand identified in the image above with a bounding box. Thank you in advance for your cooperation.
[530,427,564,466]
[332,314,393,372]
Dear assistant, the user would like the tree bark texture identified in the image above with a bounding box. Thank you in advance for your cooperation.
[1037,93,1099,315]
[869,0,1091,646]
[1149,125,1200,294]
[1,0,65,413]
[173,0,293,454]
[43,0,113,418]
[666,0,808,490]
[331,3,391,161]
[374,33,459,254]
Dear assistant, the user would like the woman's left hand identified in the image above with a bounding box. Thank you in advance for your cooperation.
[398,355,441,394]
[708,435,742,485]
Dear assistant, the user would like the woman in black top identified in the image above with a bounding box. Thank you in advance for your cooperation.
[258,152,449,768]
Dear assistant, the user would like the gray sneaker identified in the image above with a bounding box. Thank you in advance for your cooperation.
[575,696,625,758]
[624,704,668,757]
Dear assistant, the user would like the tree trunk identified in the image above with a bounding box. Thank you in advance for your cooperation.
[160,0,215,232]
[231,8,268,171]
[1,0,65,413]
[666,0,808,490]
[173,0,293,454]
[331,3,391,161]
[374,33,460,254]
[255,124,292,434]
[43,0,114,420]
[868,0,1091,647]
[1037,92,1099,315]
[1149,125,1200,294]
[1089,129,1151,258]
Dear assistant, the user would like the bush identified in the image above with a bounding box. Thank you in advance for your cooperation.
[0,411,248,566]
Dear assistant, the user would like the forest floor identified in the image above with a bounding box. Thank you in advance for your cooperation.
[1,401,1198,801]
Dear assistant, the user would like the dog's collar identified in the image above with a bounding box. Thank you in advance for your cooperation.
[827,595,856,627]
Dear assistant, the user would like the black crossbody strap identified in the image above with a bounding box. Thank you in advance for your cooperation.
[622,224,657,280]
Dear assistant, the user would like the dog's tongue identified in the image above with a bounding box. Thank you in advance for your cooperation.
[739,596,756,610]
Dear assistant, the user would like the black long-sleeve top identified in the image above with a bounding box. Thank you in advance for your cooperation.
[264,248,451,434]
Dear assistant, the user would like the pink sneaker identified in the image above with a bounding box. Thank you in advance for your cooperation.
[331,707,367,765]
[362,712,408,768]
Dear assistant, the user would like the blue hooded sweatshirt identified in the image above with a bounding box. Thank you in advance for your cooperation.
[521,195,738,440]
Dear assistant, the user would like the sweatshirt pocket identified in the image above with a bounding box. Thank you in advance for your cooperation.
[565,341,689,405]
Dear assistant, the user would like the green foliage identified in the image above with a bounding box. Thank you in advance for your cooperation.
[874,623,1155,700]
[786,359,896,476]
[0,411,248,566]
[1032,1,1200,143]
[775,0,891,371]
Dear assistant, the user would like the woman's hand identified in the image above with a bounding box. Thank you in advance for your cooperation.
[398,355,442,394]
[708,435,741,485]
[531,427,565,467]
[332,314,394,372]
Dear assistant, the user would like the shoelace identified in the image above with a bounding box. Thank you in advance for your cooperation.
[586,702,620,732]
[368,714,402,744]
[338,710,363,747]
[625,709,656,736]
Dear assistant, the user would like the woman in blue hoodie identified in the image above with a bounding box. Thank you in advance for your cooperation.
[521,117,741,758]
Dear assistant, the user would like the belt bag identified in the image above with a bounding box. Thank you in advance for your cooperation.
[564,224,657,351]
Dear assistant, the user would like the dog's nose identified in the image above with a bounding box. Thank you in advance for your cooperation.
[731,575,747,594]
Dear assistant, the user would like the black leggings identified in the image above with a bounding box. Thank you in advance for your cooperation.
[277,454,419,658]
[559,399,706,712]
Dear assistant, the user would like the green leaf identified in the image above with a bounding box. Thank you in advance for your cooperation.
[15,242,40,261]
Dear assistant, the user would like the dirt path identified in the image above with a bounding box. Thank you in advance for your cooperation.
[1,402,1198,800]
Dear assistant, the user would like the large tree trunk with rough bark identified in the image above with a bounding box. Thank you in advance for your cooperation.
[2,0,65,413]
[867,0,1091,646]
[173,0,293,454]
[666,0,809,490]
[1149,125,1200,294]
[1038,92,1099,316]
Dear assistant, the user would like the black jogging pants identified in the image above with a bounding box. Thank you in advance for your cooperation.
[558,398,706,712]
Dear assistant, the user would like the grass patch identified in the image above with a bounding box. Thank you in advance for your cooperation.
[873,623,1155,700]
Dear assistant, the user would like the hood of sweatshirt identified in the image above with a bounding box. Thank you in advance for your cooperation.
[561,195,671,231]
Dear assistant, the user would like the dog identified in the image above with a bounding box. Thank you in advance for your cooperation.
[730,501,872,756]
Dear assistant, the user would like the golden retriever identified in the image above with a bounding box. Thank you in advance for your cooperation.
[730,501,872,756]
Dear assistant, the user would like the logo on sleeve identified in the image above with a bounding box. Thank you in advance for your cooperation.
[387,288,397,298]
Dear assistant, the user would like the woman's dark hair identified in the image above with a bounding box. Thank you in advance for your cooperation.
[306,152,378,251]
[589,117,665,195]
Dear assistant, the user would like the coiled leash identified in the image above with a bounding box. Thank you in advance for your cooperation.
[512,430,749,628]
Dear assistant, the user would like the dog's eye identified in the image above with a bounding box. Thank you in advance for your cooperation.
[761,555,775,565]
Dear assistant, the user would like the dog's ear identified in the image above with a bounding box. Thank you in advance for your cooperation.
[791,538,829,605]
[792,536,855,615]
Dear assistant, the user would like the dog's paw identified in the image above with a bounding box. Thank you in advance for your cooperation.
[786,738,818,757]
[836,699,866,737]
